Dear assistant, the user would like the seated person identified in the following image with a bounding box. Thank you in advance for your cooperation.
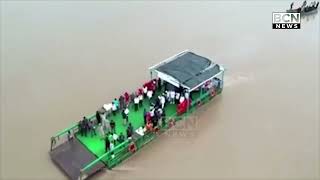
[118,133,125,143]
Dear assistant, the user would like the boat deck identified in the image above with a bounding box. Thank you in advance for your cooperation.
[76,91,178,158]
[50,138,105,180]
[76,89,203,159]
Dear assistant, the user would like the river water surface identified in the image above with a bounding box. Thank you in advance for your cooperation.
[1,1,319,179]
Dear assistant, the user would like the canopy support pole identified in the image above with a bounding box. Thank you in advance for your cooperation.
[187,89,190,115]
[200,86,203,101]
[221,70,225,90]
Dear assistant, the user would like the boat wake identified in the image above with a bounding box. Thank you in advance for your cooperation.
[224,73,255,87]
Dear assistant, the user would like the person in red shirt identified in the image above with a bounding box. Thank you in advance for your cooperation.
[146,121,153,132]
[124,92,130,105]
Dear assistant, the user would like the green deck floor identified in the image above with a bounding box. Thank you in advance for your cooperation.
[76,91,178,157]
[76,89,206,158]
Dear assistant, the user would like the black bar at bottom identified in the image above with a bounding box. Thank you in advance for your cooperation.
[272,23,300,29]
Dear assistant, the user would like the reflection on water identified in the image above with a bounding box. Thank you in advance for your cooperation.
[302,10,318,21]
[1,1,319,179]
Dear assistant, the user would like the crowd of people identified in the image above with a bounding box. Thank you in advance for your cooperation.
[78,77,223,153]
[78,116,96,137]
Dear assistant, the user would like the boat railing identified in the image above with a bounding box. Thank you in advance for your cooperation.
[80,118,178,179]
[50,114,95,151]
[79,87,222,179]
[79,139,130,179]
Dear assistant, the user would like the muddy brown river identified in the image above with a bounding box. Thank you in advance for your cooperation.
[1,1,319,179]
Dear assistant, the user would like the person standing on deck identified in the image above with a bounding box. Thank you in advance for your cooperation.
[143,86,148,98]
[175,92,180,104]
[160,95,165,109]
[154,96,160,109]
[113,98,119,109]
[105,137,110,152]
[108,132,113,143]
[83,116,89,137]
[112,133,118,143]
[157,108,163,127]
[139,94,143,107]
[152,79,157,91]
[124,106,130,124]
[126,127,133,139]
[128,123,134,133]
[118,133,125,143]
[161,110,166,127]
[121,109,126,125]
[124,92,130,105]
[138,92,143,107]
[96,111,102,125]
[101,112,110,133]
[110,119,116,133]
[111,102,117,116]
[146,111,152,124]
[179,95,185,104]
[88,120,96,137]
[184,91,189,100]
[165,90,170,103]
[110,140,115,158]
[130,93,135,105]
[302,0,307,7]
[143,108,147,125]
[290,2,294,9]
[103,103,112,117]
[110,140,115,149]
[98,124,105,139]
[170,91,175,104]
[110,140,115,151]
[146,121,153,132]
[157,78,162,90]
[119,95,125,110]
[153,109,160,127]
[150,108,155,125]
[147,90,153,102]
[126,123,134,139]
[78,120,84,136]
[137,88,143,96]
[134,96,139,111]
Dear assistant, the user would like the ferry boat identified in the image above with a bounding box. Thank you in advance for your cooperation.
[49,50,225,180]
[287,1,319,15]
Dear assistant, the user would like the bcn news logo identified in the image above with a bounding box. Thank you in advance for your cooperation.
[272,12,301,29]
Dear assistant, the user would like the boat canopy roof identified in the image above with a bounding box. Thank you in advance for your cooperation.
[149,50,224,91]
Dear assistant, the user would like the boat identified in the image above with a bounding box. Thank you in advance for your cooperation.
[287,1,319,15]
[49,50,225,180]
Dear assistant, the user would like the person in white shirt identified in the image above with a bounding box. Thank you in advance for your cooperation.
[102,117,111,134]
[179,96,185,104]
[112,133,118,142]
[147,90,153,100]
[111,102,117,115]
[157,108,163,127]
[165,90,169,100]
[184,91,189,100]
[160,95,165,109]
[103,103,112,117]
[134,96,139,111]
[110,141,115,158]
[124,106,130,124]
[143,86,148,97]
[170,91,175,104]
[139,94,143,107]
[98,125,105,139]
[175,92,180,104]
[150,108,155,118]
